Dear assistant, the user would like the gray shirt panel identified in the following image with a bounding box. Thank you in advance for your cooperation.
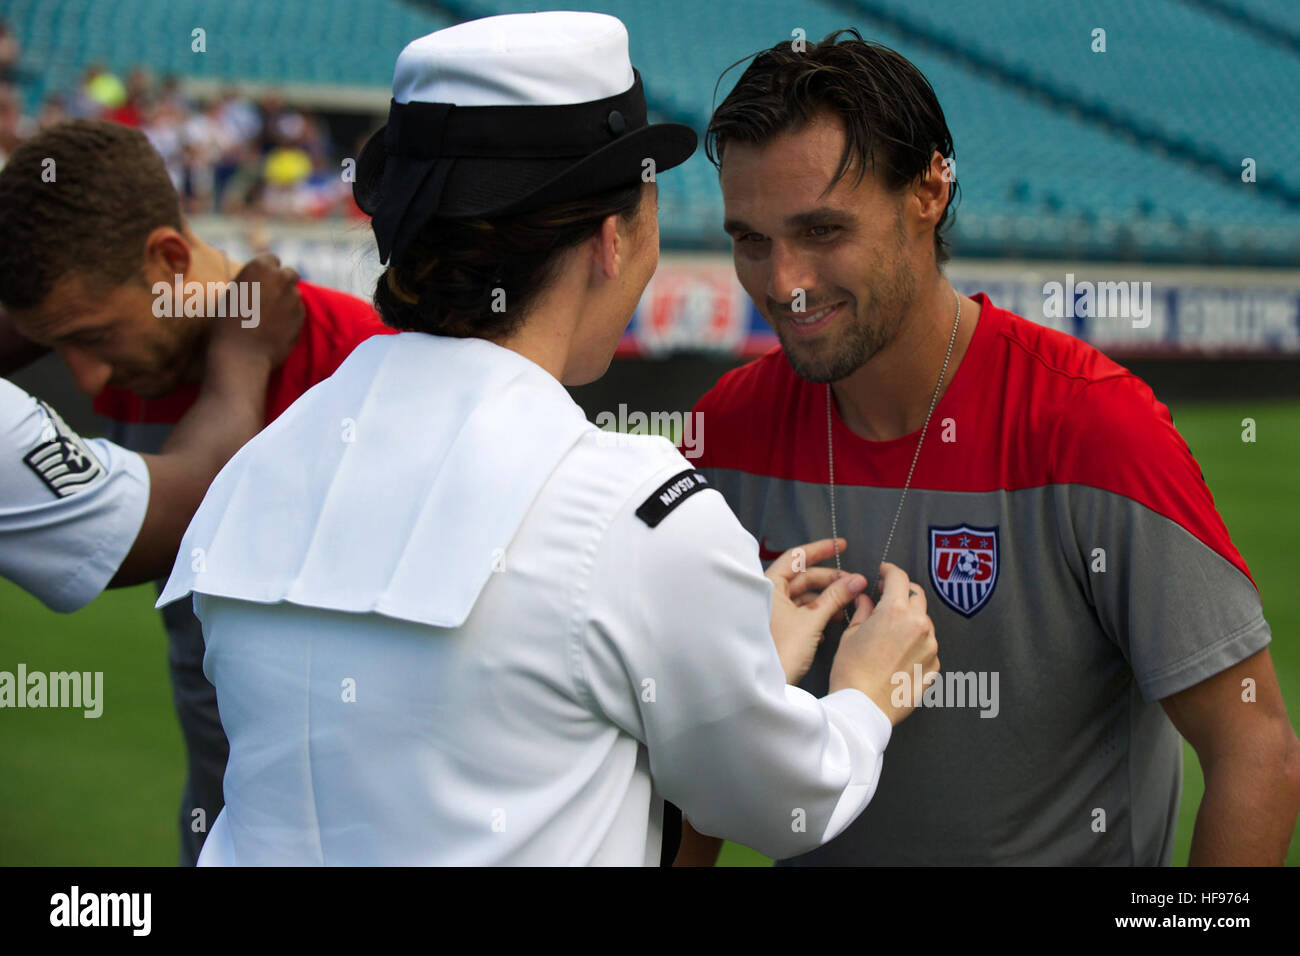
[702,470,1266,865]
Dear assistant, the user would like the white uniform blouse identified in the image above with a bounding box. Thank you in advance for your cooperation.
[0,378,148,612]
[158,332,892,865]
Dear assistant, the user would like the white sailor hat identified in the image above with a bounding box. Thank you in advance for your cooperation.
[354,11,697,265]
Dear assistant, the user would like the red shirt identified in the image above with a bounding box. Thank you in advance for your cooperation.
[693,292,1255,588]
[93,281,395,427]
[105,103,143,128]
[689,293,1269,864]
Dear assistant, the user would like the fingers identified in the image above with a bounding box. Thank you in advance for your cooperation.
[225,254,286,311]
[232,253,299,292]
[765,538,847,581]
[877,561,913,606]
[786,566,843,600]
[233,252,280,280]
[921,619,939,678]
[907,583,927,613]
[796,589,866,613]
[806,572,867,628]
[848,591,875,626]
[795,537,850,568]
[782,557,920,626]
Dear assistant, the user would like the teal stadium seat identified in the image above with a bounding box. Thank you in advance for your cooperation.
[5,0,1297,263]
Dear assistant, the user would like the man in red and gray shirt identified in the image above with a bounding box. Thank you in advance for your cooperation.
[679,33,1300,865]
[0,119,394,863]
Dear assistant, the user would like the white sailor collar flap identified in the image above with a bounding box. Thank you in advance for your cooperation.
[157,332,593,628]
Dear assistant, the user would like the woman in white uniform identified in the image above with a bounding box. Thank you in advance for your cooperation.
[158,11,939,866]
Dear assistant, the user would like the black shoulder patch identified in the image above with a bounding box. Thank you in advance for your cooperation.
[635,468,710,529]
[23,400,105,498]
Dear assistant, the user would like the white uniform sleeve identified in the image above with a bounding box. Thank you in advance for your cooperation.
[0,379,149,612]
[577,463,892,860]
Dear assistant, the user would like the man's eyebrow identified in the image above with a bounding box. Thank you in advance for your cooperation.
[723,208,857,236]
[50,323,109,345]
[784,207,856,229]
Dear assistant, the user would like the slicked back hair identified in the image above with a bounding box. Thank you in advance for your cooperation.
[707,30,958,265]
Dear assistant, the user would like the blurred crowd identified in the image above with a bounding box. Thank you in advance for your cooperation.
[0,24,361,220]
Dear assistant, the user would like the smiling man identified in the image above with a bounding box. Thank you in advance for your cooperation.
[680,31,1300,865]
[0,118,394,864]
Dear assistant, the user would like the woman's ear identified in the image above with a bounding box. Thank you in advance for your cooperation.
[592,213,621,280]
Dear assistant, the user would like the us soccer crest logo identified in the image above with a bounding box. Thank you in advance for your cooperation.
[929,524,999,617]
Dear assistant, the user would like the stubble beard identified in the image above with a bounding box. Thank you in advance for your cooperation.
[125,317,208,398]
[781,257,916,385]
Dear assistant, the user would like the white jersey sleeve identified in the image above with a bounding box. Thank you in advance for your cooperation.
[578,455,893,861]
[0,378,150,612]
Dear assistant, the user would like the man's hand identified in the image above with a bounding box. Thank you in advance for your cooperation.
[765,538,868,684]
[210,253,304,372]
[829,562,938,726]
[108,253,304,586]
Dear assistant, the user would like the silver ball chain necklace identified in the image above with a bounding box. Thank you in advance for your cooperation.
[827,291,962,625]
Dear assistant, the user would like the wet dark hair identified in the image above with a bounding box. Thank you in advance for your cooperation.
[706,29,958,265]
[0,119,182,308]
[374,182,645,339]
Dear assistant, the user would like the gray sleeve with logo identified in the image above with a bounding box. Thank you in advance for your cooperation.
[0,379,149,612]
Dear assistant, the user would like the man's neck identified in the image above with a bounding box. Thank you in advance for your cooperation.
[189,237,243,288]
[831,279,979,442]
[179,238,246,385]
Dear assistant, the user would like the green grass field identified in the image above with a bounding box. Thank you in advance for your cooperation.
[1,399,1297,865]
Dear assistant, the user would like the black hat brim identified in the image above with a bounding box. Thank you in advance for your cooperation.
[354,120,697,262]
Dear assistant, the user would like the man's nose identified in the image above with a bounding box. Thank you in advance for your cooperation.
[767,242,817,311]
[57,346,113,397]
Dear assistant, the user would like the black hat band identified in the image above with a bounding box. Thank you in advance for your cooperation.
[385,71,648,161]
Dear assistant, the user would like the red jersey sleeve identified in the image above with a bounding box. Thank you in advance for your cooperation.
[1049,371,1255,589]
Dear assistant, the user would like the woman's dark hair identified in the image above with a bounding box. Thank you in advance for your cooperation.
[706,30,958,265]
[374,182,645,339]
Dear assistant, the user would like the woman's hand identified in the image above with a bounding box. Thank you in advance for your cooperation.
[765,538,869,685]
